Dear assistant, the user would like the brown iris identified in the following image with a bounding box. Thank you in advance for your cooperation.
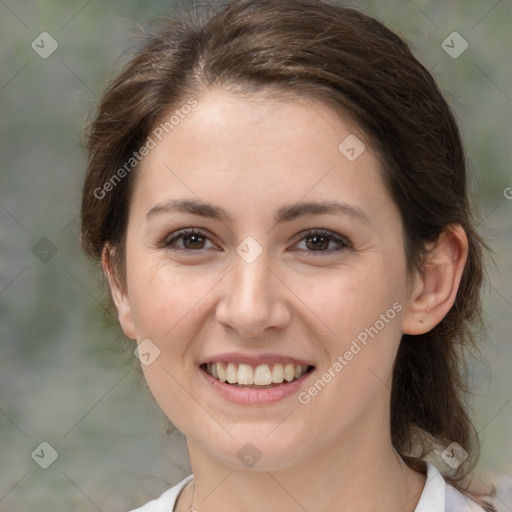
[306,234,330,251]
[182,233,206,249]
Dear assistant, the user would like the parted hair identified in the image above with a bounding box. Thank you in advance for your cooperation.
[81,0,492,507]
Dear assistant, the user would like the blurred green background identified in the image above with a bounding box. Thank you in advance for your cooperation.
[0,1,510,510]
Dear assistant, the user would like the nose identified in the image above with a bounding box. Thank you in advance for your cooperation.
[215,249,291,337]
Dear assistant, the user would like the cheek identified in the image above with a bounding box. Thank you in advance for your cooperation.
[296,259,407,401]
[126,256,218,340]
[125,259,221,428]
[290,259,406,341]
[293,266,405,418]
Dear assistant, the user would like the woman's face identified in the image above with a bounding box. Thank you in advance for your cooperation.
[113,89,414,470]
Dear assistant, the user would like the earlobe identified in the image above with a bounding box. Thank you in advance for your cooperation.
[402,225,468,335]
[101,246,136,340]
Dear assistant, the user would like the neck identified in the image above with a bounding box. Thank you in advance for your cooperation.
[178,428,425,512]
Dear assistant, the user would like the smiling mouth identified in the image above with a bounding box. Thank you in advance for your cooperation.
[201,362,314,388]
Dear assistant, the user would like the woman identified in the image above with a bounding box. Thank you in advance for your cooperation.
[81,0,498,510]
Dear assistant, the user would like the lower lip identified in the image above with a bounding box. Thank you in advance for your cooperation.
[200,367,314,405]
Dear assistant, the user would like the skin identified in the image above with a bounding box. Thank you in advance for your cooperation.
[105,88,468,512]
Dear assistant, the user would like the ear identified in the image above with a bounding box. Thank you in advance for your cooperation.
[402,225,468,335]
[102,245,136,339]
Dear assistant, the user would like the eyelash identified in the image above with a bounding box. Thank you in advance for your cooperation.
[293,229,351,253]
[161,228,351,254]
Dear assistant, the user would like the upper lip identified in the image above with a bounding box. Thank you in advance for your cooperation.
[198,352,315,367]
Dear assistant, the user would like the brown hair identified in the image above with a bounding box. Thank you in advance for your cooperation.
[81,0,492,506]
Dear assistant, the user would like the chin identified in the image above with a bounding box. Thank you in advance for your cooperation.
[199,429,312,472]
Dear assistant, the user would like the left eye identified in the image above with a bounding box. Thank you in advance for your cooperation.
[293,230,350,252]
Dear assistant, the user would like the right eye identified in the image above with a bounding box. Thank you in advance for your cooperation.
[163,229,218,251]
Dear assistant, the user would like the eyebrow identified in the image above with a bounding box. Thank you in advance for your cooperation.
[146,199,229,222]
[146,198,371,225]
[276,201,371,225]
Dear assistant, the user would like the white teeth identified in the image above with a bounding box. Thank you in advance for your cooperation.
[254,364,272,385]
[271,363,284,383]
[216,362,226,382]
[226,362,237,384]
[237,364,254,385]
[205,361,310,386]
[284,364,295,382]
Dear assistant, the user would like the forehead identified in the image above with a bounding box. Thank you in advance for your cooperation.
[156,89,365,155]
[130,89,392,224]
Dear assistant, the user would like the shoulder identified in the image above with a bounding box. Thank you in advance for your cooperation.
[129,475,193,512]
[128,465,491,512]
[415,462,486,512]
[445,484,487,512]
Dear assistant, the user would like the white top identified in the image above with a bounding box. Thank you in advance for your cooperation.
[129,462,485,512]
